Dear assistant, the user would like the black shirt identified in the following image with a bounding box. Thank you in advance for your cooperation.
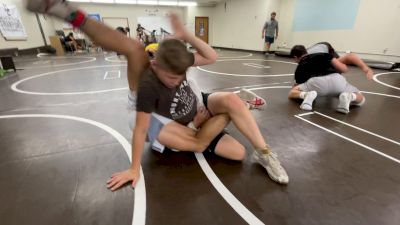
[294,53,339,84]
[65,36,73,42]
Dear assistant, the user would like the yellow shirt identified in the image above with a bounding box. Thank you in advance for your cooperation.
[145,43,159,53]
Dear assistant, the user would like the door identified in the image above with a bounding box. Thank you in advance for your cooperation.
[195,17,209,44]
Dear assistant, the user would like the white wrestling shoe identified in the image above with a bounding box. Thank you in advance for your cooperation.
[300,91,317,111]
[253,146,289,184]
[336,92,353,114]
[237,88,267,110]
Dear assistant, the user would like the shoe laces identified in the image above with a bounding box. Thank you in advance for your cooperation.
[265,153,287,176]
[266,152,280,166]
[255,144,272,155]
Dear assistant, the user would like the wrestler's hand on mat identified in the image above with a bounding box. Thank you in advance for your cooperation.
[170,13,189,40]
[193,106,210,128]
[107,168,140,191]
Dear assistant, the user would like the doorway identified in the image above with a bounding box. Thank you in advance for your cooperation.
[195,17,209,44]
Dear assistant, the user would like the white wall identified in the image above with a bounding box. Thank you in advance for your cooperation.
[278,0,400,61]
[52,3,186,38]
[3,0,399,61]
[1,1,185,50]
[0,0,56,50]
[211,0,281,51]
[195,0,399,61]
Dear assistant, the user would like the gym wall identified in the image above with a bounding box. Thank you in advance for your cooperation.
[0,0,56,50]
[2,0,398,62]
[211,0,281,51]
[51,3,185,39]
[207,0,399,61]
[278,0,400,61]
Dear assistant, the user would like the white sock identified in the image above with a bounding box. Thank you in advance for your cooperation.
[300,91,317,111]
[299,91,307,99]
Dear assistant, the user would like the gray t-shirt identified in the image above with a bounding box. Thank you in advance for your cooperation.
[307,43,329,54]
[263,19,278,37]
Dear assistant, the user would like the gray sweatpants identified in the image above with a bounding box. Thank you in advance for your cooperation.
[298,73,359,96]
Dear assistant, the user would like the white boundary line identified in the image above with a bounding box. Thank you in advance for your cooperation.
[210,81,292,91]
[297,112,315,117]
[11,65,128,95]
[243,63,271,69]
[312,111,400,147]
[32,60,50,65]
[17,56,96,69]
[0,114,146,225]
[105,55,127,63]
[246,85,292,91]
[196,59,296,77]
[195,153,264,225]
[230,85,400,164]
[214,48,252,58]
[218,54,253,59]
[218,53,253,59]
[233,85,400,99]
[194,86,293,224]
[373,72,400,91]
[209,80,400,100]
[216,59,297,65]
[228,85,400,100]
[232,85,292,94]
[294,115,400,164]
[104,70,121,80]
[361,91,400,99]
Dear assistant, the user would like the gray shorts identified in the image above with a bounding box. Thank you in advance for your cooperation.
[298,73,360,96]
[147,113,173,153]
[128,92,173,153]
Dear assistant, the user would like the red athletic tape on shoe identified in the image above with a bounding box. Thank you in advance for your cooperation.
[71,10,86,28]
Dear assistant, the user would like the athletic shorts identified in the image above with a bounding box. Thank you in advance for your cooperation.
[298,73,360,96]
[147,92,226,154]
[147,113,173,153]
[265,36,274,44]
[202,92,211,109]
